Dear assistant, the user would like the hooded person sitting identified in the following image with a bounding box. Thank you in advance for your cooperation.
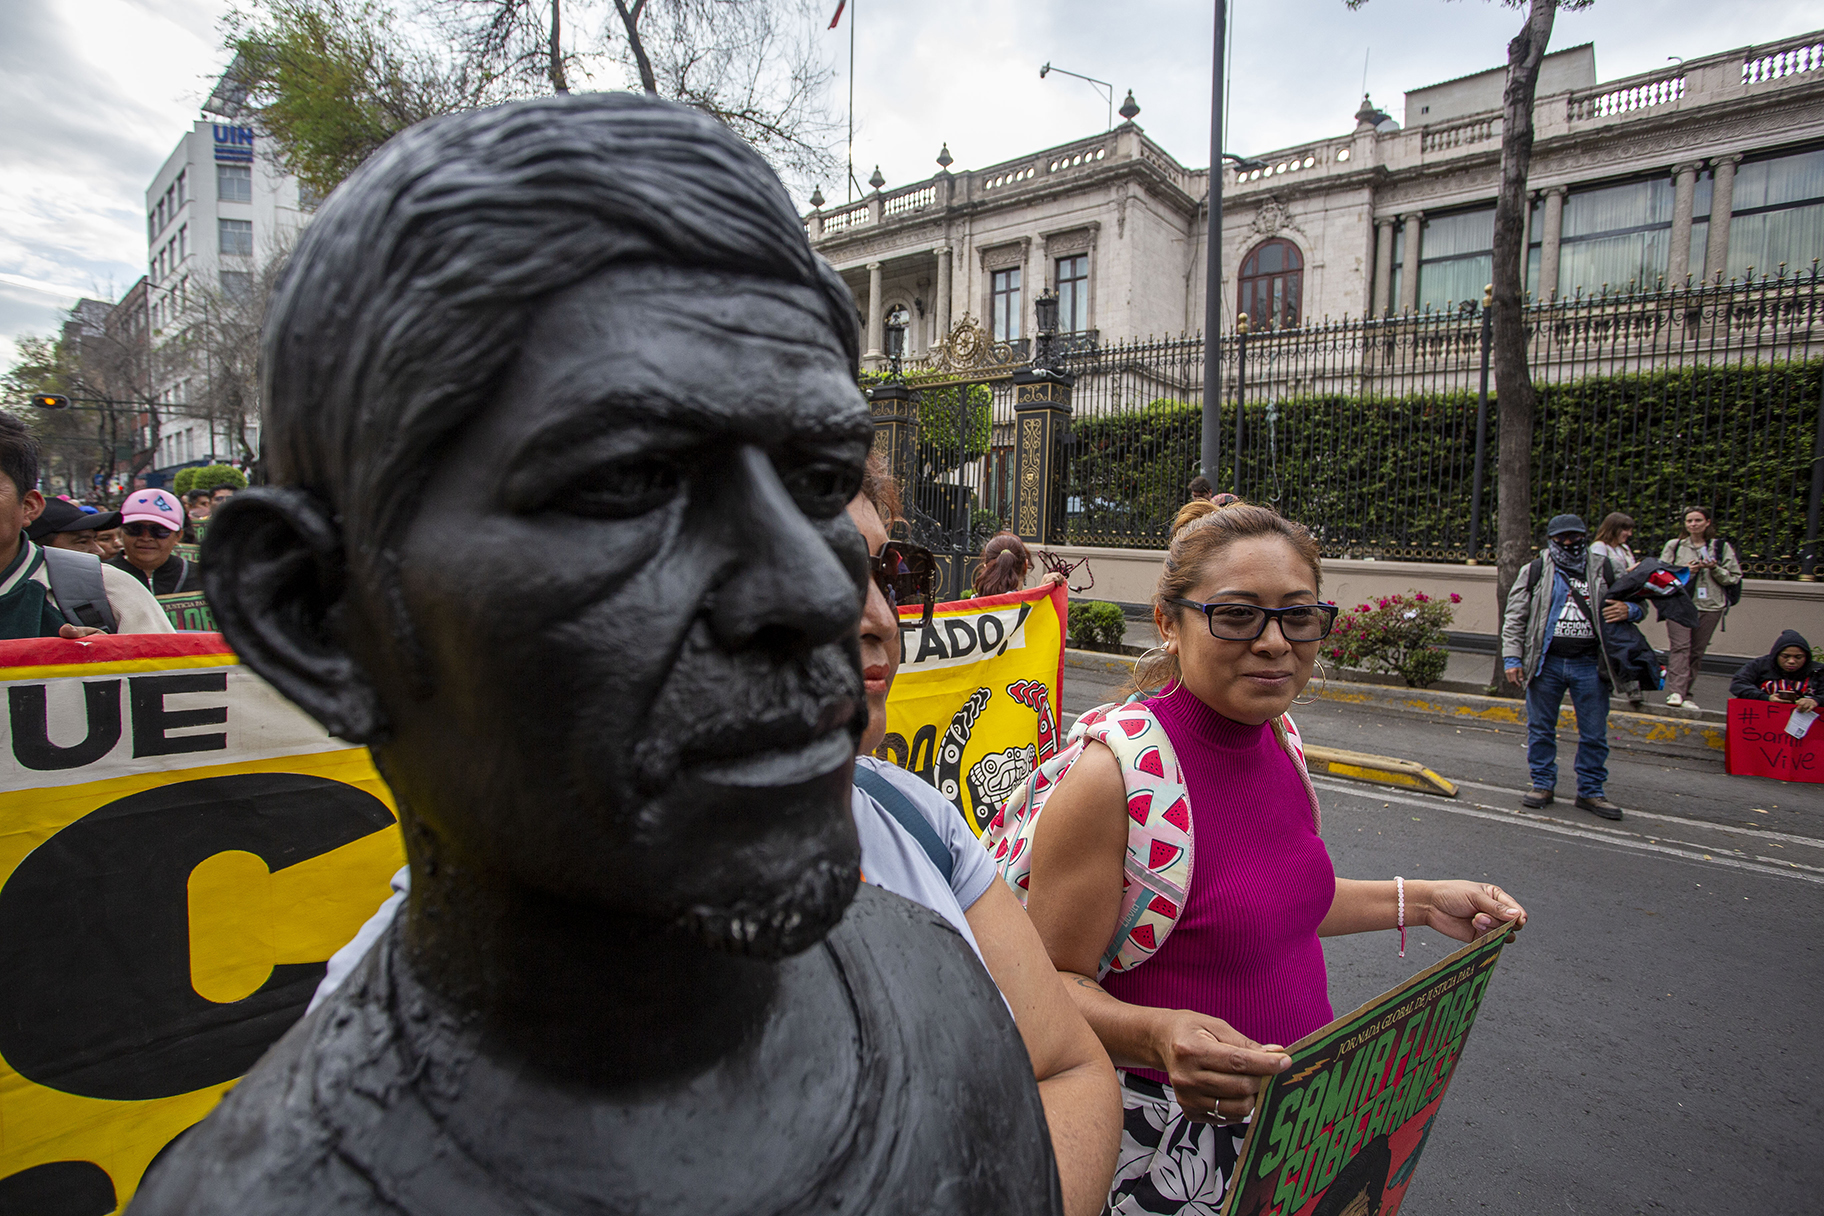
[1729,630,1819,712]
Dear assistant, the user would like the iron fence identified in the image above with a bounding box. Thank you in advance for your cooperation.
[1050,269,1824,577]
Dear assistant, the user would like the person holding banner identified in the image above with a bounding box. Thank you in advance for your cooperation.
[106,489,202,596]
[850,463,1121,1216]
[1019,504,1527,1216]
[0,412,171,637]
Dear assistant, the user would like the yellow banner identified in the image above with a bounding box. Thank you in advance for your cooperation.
[0,634,403,1214]
[874,583,1068,835]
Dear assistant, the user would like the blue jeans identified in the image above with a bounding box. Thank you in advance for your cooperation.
[1525,652,1610,798]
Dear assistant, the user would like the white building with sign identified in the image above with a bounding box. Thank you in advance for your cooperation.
[139,86,309,483]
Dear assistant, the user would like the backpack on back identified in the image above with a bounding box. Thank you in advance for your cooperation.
[983,697,1319,979]
[40,546,117,633]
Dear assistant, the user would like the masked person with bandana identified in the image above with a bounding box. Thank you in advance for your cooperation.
[1501,514,1642,820]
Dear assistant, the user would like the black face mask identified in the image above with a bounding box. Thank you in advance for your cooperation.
[1548,535,1587,571]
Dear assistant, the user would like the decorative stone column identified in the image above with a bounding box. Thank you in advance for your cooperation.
[934,246,953,342]
[866,382,916,496]
[1704,154,1742,283]
[1372,218,1395,316]
[865,261,885,363]
[1009,367,1073,545]
[1668,162,1702,286]
[1398,212,1423,313]
[1538,187,1567,301]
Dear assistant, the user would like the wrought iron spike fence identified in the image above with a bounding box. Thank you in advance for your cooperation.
[1047,271,1824,577]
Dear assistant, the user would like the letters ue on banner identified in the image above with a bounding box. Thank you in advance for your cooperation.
[1222,924,1516,1216]
[1725,698,1824,784]
[875,582,1068,836]
[0,634,404,1214]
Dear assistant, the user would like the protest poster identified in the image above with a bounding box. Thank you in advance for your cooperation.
[875,582,1067,835]
[0,634,403,1214]
[1724,698,1824,784]
[175,542,202,563]
[1222,923,1516,1216]
[155,590,216,632]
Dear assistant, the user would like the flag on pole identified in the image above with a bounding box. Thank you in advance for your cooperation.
[828,0,847,29]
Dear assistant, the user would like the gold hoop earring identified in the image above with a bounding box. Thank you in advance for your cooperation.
[1292,659,1328,706]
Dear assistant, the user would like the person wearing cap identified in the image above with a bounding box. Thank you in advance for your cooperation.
[1501,514,1642,820]
[108,488,203,596]
[0,413,171,637]
[27,498,121,557]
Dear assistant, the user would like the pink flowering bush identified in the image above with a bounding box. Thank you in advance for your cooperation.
[1326,590,1461,688]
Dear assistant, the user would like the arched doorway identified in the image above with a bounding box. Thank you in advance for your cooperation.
[1237,238,1303,329]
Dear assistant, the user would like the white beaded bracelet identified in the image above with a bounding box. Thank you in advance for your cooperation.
[1395,875,1406,958]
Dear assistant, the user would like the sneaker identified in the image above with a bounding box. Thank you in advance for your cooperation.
[1576,795,1625,821]
[1665,692,1684,707]
[1521,788,1553,808]
[1681,700,1701,712]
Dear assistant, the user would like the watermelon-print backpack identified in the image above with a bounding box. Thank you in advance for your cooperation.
[982,696,1320,979]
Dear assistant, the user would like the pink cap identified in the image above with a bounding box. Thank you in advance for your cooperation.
[120,489,184,533]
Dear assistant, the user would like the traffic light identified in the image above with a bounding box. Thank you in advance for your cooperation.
[29,394,70,410]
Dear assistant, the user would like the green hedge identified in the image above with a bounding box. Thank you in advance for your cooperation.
[1065,360,1821,572]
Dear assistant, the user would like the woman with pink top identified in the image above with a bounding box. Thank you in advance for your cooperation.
[1023,504,1528,1214]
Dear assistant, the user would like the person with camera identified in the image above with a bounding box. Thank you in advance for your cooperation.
[1659,506,1741,711]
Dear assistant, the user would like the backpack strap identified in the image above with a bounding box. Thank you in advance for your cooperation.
[853,765,953,884]
[39,547,117,633]
[1272,713,1322,834]
[1077,702,1194,978]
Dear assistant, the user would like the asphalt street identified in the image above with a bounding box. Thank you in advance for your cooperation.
[1061,664,1824,1214]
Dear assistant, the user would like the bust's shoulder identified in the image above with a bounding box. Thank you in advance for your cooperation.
[134,889,1061,1216]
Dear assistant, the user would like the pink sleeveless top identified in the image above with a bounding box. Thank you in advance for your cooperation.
[1100,681,1335,1082]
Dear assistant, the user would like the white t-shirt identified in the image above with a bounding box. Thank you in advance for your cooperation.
[849,755,997,960]
[309,760,1002,1013]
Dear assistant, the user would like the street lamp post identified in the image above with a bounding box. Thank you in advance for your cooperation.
[1039,63,1118,131]
[1201,2,1226,486]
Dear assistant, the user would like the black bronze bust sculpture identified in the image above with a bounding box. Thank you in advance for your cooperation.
[132,95,1061,1215]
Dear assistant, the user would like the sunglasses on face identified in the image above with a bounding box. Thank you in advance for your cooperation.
[869,541,938,627]
[122,522,177,539]
[1166,599,1339,642]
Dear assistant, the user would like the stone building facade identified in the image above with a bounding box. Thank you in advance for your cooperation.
[810,28,1824,367]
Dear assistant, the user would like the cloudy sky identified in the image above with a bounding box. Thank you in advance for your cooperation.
[2,0,1817,371]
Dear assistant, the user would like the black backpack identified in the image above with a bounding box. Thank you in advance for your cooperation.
[1715,539,1743,608]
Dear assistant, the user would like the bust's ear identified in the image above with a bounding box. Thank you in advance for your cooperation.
[201,487,387,744]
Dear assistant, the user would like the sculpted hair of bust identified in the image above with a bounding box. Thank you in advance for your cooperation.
[132,93,1062,1216]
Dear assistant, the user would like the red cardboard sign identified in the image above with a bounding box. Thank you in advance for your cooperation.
[1725,698,1824,783]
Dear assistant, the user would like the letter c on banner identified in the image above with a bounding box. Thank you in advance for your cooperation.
[0,773,394,1101]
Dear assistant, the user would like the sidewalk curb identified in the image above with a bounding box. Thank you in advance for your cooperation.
[1062,649,1726,760]
[1301,745,1460,797]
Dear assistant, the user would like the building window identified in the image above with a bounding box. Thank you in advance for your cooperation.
[177,224,188,262]
[218,163,252,204]
[1557,179,1678,294]
[1237,238,1303,329]
[219,218,253,257]
[176,168,186,206]
[220,269,252,300]
[990,266,1022,341]
[1056,253,1089,332]
[1725,147,1824,279]
[1417,208,1494,310]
